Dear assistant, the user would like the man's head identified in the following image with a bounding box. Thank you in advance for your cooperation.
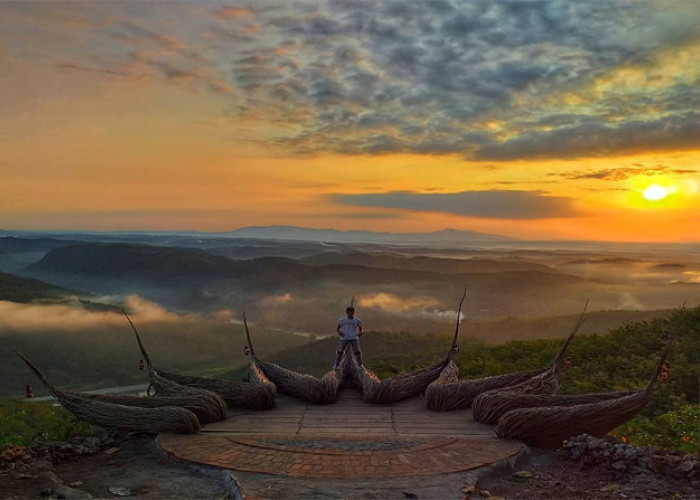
[345,306,355,318]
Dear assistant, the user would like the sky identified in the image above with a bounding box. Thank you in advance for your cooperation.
[0,0,699,242]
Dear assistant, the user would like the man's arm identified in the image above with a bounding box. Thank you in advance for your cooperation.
[337,320,344,336]
[356,319,364,336]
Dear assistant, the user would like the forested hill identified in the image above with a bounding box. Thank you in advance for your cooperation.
[20,243,592,307]
[0,271,73,303]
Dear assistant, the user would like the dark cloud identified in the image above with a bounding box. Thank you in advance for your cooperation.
[217,0,699,159]
[113,21,183,51]
[333,190,579,219]
[127,51,234,95]
[60,0,700,160]
[475,112,700,160]
[553,164,698,181]
[55,62,135,78]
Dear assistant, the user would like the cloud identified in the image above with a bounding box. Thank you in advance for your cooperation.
[474,112,700,160]
[0,295,223,331]
[213,6,256,20]
[358,292,440,312]
[7,0,700,160]
[261,292,293,306]
[113,21,184,51]
[357,292,463,323]
[333,190,579,219]
[553,164,698,181]
[216,0,700,159]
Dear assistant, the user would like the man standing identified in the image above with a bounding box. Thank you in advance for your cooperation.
[333,306,364,370]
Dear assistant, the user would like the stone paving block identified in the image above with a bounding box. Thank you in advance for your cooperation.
[158,390,524,479]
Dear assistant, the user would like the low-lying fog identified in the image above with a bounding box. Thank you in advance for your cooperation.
[1,235,698,396]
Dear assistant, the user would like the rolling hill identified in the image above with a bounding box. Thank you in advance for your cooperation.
[21,243,589,294]
[0,271,74,303]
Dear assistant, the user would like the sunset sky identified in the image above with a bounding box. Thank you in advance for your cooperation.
[0,0,698,241]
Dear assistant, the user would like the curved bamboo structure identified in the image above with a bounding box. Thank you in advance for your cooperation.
[349,291,467,405]
[245,314,345,405]
[471,302,589,424]
[352,358,448,404]
[6,343,200,434]
[496,342,672,448]
[125,314,228,422]
[139,315,277,411]
[425,295,550,411]
[425,364,547,411]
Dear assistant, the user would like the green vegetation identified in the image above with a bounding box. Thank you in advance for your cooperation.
[0,400,98,446]
[614,404,698,454]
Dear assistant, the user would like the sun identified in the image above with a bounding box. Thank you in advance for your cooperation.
[643,184,669,201]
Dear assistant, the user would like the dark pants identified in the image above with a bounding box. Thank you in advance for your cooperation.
[334,338,363,367]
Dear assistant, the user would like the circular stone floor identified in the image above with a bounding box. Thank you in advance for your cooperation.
[158,390,524,480]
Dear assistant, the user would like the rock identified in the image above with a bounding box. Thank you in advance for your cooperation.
[402,493,417,499]
[611,461,627,471]
[39,488,54,496]
[108,487,132,497]
[479,490,491,497]
[512,470,534,479]
[12,473,34,479]
[679,460,695,473]
[600,483,620,492]
[629,466,649,475]
[461,485,476,494]
[103,447,121,455]
[666,466,686,479]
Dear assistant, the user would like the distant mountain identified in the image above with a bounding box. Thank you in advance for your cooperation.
[219,226,515,244]
[0,271,73,303]
[0,236,81,254]
[22,243,241,284]
[0,236,84,273]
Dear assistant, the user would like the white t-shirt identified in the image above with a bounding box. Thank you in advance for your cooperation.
[338,317,363,340]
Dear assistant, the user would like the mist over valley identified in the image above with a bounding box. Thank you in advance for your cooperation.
[1,227,698,397]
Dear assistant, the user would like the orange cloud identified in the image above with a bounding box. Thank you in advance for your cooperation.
[214,7,255,20]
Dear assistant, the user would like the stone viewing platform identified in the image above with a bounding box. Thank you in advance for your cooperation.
[157,390,524,481]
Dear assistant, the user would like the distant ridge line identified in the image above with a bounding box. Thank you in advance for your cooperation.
[217,225,516,244]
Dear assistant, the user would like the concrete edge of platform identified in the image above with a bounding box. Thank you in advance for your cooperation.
[223,471,246,500]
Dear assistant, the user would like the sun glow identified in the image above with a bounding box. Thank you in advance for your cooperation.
[643,184,669,201]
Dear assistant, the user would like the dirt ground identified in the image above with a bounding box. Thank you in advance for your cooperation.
[1,436,230,500]
[476,450,700,500]
[2,437,700,500]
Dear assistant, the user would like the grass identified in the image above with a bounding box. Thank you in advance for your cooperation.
[0,400,99,446]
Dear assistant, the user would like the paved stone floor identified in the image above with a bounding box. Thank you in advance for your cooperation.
[158,390,524,480]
